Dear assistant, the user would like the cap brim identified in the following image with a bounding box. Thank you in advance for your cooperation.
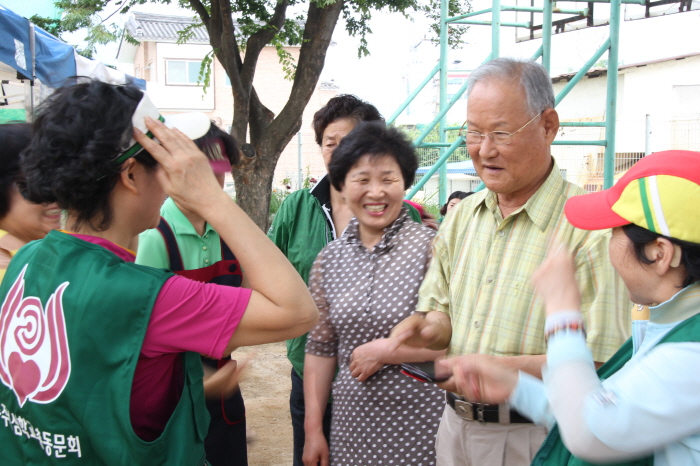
[114,91,211,166]
[564,191,630,231]
[162,112,211,141]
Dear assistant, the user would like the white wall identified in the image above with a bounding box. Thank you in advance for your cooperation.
[146,43,215,111]
[552,54,700,154]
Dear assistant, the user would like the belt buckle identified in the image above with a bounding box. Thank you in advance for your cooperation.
[454,399,484,422]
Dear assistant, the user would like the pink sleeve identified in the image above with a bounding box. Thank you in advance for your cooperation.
[142,275,251,359]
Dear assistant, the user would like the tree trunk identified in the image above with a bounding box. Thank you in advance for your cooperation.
[231,152,277,232]
[229,0,345,232]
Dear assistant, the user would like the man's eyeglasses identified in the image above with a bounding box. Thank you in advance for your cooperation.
[458,112,542,146]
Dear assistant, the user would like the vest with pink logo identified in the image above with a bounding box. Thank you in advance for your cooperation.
[0,230,208,465]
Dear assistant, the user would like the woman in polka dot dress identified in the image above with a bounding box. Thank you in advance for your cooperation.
[302,122,445,466]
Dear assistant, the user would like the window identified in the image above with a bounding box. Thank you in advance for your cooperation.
[166,60,203,85]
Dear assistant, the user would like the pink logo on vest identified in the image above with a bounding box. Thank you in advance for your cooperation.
[0,266,71,407]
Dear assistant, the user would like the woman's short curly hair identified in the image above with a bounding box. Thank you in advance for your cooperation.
[328,121,417,191]
[0,123,32,218]
[312,94,384,146]
[20,79,156,231]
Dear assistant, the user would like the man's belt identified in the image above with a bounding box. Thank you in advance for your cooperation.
[446,392,532,424]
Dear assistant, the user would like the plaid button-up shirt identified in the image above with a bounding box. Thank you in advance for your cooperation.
[417,160,631,362]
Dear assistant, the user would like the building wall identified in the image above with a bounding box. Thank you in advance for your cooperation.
[551,54,700,189]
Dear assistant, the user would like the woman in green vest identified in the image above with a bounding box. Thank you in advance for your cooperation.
[434,150,700,466]
[0,80,318,465]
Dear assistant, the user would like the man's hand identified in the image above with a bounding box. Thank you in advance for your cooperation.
[532,240,582,317]
[438,355,519,404]
[390,312,452,350]
[203,359,248,400]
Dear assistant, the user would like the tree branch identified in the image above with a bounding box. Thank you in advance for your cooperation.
[260,0,344,156]
[240,0,289,91]
[188,0,210,26]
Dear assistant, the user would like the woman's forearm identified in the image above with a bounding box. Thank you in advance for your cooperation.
[303,353,337,433]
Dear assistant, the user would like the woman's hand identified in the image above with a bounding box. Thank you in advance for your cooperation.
[302,431,329,466]
[439,355,519,404]
[532,241,582,317]
[349,339,397,381]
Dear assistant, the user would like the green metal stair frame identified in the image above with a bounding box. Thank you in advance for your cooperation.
[390,0,652,204]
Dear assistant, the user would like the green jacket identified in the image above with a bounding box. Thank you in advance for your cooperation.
[0,231,208,465]
[268,176,421,378]
[532,311,700,466]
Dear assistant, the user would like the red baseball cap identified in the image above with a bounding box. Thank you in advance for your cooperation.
[564,150,700,244]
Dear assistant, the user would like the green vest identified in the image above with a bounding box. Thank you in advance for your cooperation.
[532,312,700,466]
[0,231,208,465]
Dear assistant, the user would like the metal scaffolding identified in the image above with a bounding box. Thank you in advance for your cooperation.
[390,0,686,205]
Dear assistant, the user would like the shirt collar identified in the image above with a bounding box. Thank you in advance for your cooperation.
[59,230,136,262]
[310,174,332,207]
[482,157,564,231]
[344,205,410,254]
[649,282,700,324]
[162,197,216,238]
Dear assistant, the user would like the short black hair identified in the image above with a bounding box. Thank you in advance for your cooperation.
[194,121,240,166]
[440,191,473,216]
[0,123,32,218]
[328,121,417,191]
[622,224,700,288]
[312,94,384,146]
[20,79,156,232]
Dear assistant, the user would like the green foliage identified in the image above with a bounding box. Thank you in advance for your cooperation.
[37,0,472,69]
[423,0,472,49]
[196,50,215,94]
[269,189,289,216]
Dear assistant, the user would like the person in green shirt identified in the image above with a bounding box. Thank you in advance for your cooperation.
[137,123,250,466]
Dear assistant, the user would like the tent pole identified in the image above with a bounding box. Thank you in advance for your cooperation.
[28,22,36,120]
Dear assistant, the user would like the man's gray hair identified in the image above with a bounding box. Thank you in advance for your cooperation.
[467,58,555,116]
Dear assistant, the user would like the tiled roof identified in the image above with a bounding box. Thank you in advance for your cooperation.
[125,12,210,43]
[319,81,340,90]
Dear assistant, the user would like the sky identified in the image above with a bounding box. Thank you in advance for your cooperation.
[83,0,700,121]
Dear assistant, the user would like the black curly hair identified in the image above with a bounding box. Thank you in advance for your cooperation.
[20,79,156,232]
[0,123,32,218]
[328,121,418,191]
[312,94,384,146]
[194,121,240,166]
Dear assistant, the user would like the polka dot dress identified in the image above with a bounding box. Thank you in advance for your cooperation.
[306,207,444,466]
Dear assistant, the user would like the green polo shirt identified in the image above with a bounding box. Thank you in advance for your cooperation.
[136,197,223,270]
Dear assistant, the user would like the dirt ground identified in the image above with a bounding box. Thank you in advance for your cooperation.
[236,342,295,466]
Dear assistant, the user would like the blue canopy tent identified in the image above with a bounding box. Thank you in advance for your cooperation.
[416,160,477,176]
[0,4,145,120]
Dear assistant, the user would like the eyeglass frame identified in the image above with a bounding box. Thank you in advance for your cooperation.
[458,111,542,146]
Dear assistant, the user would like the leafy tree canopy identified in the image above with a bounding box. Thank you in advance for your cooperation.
[37,0,471,230]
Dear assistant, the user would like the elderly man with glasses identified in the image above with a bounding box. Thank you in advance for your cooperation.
[392,57,631,466]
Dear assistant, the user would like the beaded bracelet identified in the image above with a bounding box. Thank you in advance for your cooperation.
[544,320,586,342]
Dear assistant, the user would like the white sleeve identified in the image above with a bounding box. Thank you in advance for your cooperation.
[546,332,700,462]
[508,372,555,428]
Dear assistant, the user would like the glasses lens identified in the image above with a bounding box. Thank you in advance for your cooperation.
[491,133,512,146]
[465,132,483,144]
